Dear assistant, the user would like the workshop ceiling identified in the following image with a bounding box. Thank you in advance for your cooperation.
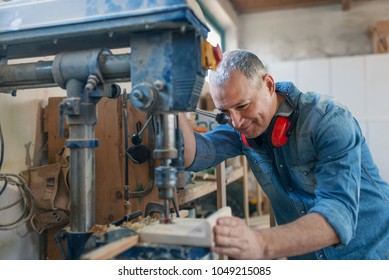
[228,0,376,14]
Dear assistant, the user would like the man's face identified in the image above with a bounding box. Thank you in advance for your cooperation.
[210,70,278,138]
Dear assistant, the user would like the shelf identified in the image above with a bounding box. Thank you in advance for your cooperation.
[177,166,245,205]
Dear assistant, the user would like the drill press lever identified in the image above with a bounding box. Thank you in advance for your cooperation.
[195,108,229,125]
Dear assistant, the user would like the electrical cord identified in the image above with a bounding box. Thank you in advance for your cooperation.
[0,173,36,231]
[0,121,4,172]
[0,119,35,230]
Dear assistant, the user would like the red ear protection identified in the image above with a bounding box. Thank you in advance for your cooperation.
[268,116,291,148]
[241,93,300,149]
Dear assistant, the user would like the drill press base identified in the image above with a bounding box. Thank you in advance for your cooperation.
[118,243,212,260]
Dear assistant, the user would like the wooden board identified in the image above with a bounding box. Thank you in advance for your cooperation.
[139,206,231,247]
[81,235,140,260]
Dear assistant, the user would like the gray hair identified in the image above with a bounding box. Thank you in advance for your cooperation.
[209,49,267,87]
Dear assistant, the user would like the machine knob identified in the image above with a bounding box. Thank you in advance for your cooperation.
[215,112,229,124]
[129,83,156,111]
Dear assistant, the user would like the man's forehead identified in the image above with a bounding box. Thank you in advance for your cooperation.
[214,94,251,111]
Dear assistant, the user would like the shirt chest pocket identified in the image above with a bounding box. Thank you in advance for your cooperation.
[243,146,274,177]
[290,162,317,194]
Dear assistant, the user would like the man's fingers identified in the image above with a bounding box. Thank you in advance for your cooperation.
[214,217,245,239]
[214,233,231,247]
[212,245,241,258]
[216,216,244,226]
[213,226,245,250]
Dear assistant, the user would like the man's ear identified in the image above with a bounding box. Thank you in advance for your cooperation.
[263,74,275,93]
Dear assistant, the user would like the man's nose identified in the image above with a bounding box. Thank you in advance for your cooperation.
[229,111,244,128]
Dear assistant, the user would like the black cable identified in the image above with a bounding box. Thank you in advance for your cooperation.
[171,198,180,218]
[0,196,23,211]
[0,120,4,172]
[0,175,7,196]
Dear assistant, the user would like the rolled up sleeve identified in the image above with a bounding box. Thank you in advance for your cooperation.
[308,106,361,246]
[186,125,242,172]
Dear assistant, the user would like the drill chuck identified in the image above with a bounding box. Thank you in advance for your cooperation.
[155,166,177,199]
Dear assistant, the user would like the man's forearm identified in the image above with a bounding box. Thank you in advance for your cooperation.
[258,212,340,259]
[178,113,196,168]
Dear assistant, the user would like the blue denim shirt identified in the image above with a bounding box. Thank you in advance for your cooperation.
[187,81,389,259]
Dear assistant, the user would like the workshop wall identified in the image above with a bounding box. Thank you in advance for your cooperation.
[238,0,389,63]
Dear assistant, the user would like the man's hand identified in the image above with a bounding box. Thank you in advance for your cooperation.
[212,216,264,259]
[212,213,340,260]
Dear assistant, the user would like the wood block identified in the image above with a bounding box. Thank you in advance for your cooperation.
[373,20,389,53]
[139,206,231,247]
[81,235,139,260]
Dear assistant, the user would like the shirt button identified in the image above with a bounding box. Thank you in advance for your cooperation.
[280,164,284,168]
[319,254,324,258]
[303,171,308,175]
[300,210,306,214]
[289,188,293,191]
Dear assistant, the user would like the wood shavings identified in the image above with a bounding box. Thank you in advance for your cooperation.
[90,215,159,238]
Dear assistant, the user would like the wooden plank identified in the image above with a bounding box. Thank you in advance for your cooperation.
[94,98,125,224]
[81,235,139,260]
[226,166,244,184]
[139,206,231,247]
[229,0,366,13]
[177,164,246,208]
[177,180,217,205]
[242,157,249,226]
[249,214,270,230]
[229,0,339,13]
[216,161,226,209]
[373,20,389,54]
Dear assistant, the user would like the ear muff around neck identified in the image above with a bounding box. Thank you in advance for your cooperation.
[266,93,300,148]
[267,116,291,148]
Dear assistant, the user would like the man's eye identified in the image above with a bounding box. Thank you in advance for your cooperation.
[236,103,250,110]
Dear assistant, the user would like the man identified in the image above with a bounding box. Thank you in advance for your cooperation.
[180,49,389,259]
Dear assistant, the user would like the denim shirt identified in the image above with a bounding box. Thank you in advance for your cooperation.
[187,81,389,260]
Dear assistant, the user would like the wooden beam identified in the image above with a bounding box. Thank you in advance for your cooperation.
[216,161,227,209]
[341,0,352,11]
[229,0,340,13]
[138,207,231,247]
[81,235,139,260]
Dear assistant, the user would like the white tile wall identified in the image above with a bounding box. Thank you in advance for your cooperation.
[330,56,366,121]
[296,58,331,95]
[367,121,389,181]
[365,54,389,121]
[267,61,297,83]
